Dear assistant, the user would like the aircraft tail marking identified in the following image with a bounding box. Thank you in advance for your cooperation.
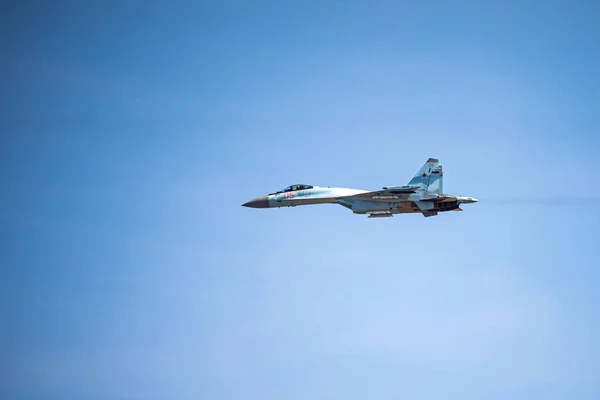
[407,158,444,194]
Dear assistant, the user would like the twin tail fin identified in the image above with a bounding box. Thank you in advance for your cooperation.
[407,158,444,194]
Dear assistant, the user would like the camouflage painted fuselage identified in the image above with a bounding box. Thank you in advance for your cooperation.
[267,186,475,215]
[242,158,478,218]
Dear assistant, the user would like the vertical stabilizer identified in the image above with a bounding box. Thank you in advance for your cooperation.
[428,164,443,194]
[407,158,444,194]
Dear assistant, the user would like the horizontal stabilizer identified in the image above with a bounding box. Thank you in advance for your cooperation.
[417,195,440,202]
[415,200,435,211]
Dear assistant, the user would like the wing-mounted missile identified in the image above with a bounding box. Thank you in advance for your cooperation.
[367,211,393,218]
[382,185,420,193]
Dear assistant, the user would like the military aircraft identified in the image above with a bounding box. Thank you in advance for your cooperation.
[242,158,477,218]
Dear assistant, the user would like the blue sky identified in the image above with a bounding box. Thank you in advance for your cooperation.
[2,1,599,399]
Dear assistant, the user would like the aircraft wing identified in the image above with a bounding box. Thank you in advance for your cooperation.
[339,186,419,201]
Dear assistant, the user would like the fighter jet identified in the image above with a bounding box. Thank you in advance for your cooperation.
[242,158,477,218]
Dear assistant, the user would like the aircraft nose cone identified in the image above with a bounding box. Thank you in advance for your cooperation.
[242,195,269,208]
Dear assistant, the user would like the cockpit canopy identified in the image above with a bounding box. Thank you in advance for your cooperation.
[270,184,314,195]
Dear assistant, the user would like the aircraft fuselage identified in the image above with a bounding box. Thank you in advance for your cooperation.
[243,186,477,216]
[242,159,477,218]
